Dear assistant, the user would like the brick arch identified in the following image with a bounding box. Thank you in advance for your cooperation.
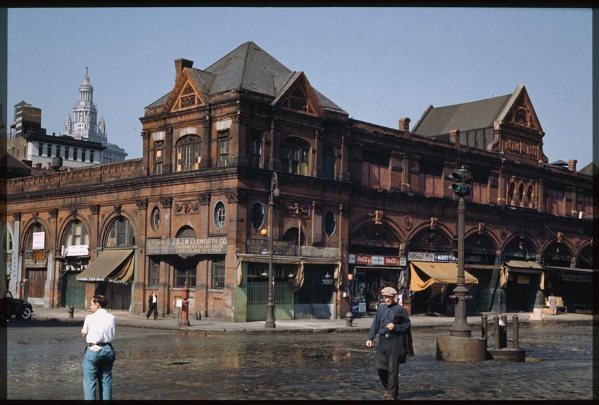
[57,215,92,248]
[20,218,49,253]
[100,211,137,248]
[406,225,453,252]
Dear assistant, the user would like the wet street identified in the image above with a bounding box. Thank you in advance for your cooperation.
[6,320,593,400]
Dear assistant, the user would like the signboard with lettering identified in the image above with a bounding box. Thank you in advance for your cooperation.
[349,254,405,267]
[408,251,457,262]
[146,237,228,255]
[64,245,89,257]
[32,232,45,250]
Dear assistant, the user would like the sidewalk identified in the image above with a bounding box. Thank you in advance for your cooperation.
[25,306,593,333]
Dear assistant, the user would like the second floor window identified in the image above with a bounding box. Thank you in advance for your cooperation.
[281,138,309,175]
[64,146,70,160]
[218,132,229,167]
[361,151,389,189]
[56,145,61,159]
[73,147,79,161]
[38,143,43,156]
[176,135,201,172]
[89,150,94,162]
[248,131,262,168]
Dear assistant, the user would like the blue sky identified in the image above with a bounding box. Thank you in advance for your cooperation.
[7,7,592,166]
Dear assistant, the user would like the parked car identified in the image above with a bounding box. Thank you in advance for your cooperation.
[1,296,34,320]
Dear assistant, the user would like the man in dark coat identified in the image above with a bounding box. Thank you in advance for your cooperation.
[146,292,158,320]
[366,286,413,400]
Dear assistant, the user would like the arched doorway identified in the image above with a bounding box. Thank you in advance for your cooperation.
[408,229,454,315]
[21,223,47,303]
[464,233,498,312]
[348,223,402,316]
[502,236,540,312]
[59,219,89,308]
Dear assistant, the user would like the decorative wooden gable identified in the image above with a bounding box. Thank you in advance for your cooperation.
[278,73,324,117]
[166,76,205,113]
[502,87,543,133]
[497,86,545,161]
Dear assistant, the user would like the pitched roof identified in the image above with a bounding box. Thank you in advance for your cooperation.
[146,41,346,114]
[412,93,513,137]
[578,162,595,176]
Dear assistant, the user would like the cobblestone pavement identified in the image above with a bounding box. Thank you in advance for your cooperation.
[5,320,593,400]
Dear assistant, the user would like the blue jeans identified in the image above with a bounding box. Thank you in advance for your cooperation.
[82,344,116,400]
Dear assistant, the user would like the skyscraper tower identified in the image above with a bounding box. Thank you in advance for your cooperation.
[63,67,103,144]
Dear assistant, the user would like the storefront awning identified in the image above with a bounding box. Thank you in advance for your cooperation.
[77,249,134,283]
[409,262,478,292]
[504,260,542,274]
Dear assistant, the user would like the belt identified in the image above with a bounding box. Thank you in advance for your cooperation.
[88,342,112,347]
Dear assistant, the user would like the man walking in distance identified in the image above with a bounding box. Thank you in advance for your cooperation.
[146,292,158,320]
[81,294,116,400]
[366,287,413,400]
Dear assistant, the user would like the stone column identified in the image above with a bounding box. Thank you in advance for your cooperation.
[268,119,281,171]
[141,131,150,176]
[201,116,212,168]
[159,197,173,315]
[339,133,351,182]
[47,209,59,308]
[11,213,21,297]
[314,129,324,178]
[134,199,148,314]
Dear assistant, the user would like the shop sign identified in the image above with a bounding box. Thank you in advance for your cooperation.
[434,253,457,262]
[562,272,591,282]
[63,245,89,257]
[516,275,529,284]
[25,258,47,268]
[322,278,334,285]
[32,232,45,250]
[64,263,88,272]
[146,237,228,255]
[408,251,435,262]
[349,254,404,266]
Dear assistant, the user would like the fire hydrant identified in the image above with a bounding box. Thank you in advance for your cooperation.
[345,311,354,327]
[68,305,75,318]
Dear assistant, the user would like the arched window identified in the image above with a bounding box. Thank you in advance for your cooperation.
[105,217,134,247]
[62,220,89,247]
[281,137,309,175]
[176,135,201,172]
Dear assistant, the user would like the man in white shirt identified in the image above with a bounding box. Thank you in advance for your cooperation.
[81,294,116,400]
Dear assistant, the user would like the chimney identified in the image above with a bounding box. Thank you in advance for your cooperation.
[399,117,410,132]
[174,58,194,79]
[449,129,461,145]
[567,159,577,172]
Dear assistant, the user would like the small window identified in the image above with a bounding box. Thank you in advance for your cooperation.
[211,258,225,290]
[250,202,265,230]
[149,258,160,287]
[151,207,160,231]
[218,133,229,167]
[324,211,336,237]
[214,201,226,229]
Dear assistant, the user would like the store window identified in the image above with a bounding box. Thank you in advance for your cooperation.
[211,258,225,289]
[149,258,160,287]
[214,201,226,229]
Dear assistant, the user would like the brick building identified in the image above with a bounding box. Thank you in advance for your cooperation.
[3,41,594,320]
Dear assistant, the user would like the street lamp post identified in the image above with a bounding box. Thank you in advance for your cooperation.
[265,172,280,329]
[449,165,472,337]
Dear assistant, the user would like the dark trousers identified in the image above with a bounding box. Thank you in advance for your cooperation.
[374,333,401,399]
[146,304,157,320]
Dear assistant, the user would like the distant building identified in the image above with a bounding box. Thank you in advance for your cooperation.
[8,101,104,171]
[62,67,127,163]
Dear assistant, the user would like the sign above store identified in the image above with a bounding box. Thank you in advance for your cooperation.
[407,251,457,262]
[146,237,227,256]
[349,254,405,267]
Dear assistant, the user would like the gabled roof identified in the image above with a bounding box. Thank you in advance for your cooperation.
[412,93,512,136]
[146,41,346,114]
[578,162,595,176]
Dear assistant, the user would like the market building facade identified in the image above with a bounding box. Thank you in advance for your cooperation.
[3,42,594,321]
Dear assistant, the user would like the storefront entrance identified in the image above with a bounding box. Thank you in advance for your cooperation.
[61,272,85,308]
[294,265,336,319]
[349,267,401,316]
